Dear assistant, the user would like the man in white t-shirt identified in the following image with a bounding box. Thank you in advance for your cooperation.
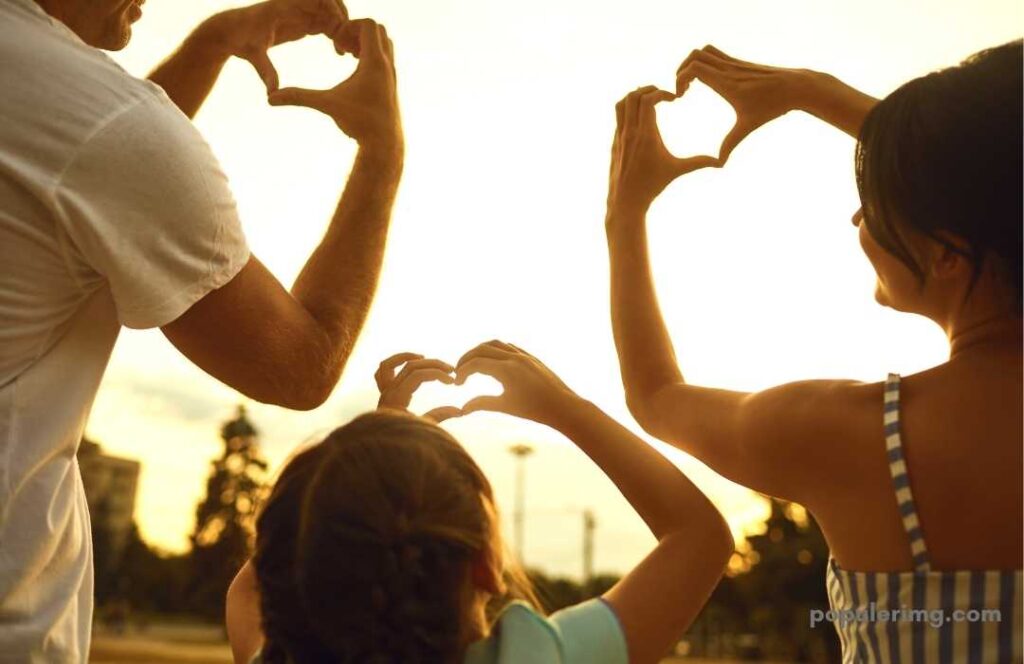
[0,0,403,659]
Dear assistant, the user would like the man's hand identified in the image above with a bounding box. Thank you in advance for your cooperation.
[202,0,351,94]
[607,86,719,218]
[375,353,461,423]
[269,19,401,151]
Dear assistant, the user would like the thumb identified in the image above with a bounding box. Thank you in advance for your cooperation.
[461,395,505,416]
[719,121,752,164]
[423,406,463,423]
[676,154,723,175]
[268,87,328,111]
[245,50,280,93]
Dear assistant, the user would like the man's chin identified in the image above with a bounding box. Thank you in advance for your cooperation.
[98,24,132,51]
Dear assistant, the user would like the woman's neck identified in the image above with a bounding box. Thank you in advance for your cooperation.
[947,312,1022,360]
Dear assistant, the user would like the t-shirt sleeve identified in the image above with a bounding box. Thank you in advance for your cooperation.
[53,91,250,329]
[549,597,629,664]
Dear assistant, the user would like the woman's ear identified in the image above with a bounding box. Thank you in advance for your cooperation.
[469,547,504,596]
[928,232,972,281]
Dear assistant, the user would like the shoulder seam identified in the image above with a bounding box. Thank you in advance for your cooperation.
[49,92,163,196]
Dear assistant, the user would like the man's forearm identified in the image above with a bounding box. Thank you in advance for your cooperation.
[606,211,685,414]
[291,145,404,388]
[794,70,879,139]
[148,16,232,119]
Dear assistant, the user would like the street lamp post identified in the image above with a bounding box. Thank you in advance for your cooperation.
[583,509,595,586]
[508,443,534,563]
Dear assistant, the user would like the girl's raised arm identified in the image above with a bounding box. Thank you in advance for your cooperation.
[454,341,735,664]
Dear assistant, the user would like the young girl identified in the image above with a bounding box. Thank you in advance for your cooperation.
[605,41,1022,661]
[225,341,734,663]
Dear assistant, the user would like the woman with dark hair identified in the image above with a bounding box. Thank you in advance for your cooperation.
[606,41,1022,662]
[223,343,734,663]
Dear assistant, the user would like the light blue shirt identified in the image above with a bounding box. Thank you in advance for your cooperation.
[248,597,629,663]
[464,598,629,664]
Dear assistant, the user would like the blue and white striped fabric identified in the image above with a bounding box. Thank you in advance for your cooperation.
[826,373,1023,663]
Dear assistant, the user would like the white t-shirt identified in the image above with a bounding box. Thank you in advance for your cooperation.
[0,0,250,661]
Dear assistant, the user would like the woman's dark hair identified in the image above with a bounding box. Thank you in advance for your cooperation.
[855,39,1022,310]
[252,411,539,664]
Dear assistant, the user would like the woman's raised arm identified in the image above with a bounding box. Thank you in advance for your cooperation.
[605,87,866,504]
[675,45,878,159]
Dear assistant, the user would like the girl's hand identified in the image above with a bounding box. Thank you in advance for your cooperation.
[607,86,720,218]
[675,45,811,163]
[375,353,461,423]
[454,341,583,429]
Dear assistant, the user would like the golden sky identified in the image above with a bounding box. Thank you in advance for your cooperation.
[87,0,1022,577]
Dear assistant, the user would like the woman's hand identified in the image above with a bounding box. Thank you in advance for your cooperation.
[454,341,583,429]
[607,86,720,218]
[375,353,461,423]
[674,45,817,162]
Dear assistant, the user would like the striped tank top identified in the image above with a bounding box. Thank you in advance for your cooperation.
[826,373,1023,663]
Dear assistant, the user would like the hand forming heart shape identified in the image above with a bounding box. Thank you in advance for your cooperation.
[210,0,357,93]
[374,342,580,427]
[375,353,465,423]
[609,44,809,214]
[674,44,805,164]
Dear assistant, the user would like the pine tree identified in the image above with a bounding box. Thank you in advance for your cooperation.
[187,405,268,619]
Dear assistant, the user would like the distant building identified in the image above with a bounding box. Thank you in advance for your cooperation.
[77,438,140,558]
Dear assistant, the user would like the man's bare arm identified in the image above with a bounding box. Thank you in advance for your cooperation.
[162,20,400,410]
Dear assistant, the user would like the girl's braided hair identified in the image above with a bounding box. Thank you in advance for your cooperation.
[253,410,540,663]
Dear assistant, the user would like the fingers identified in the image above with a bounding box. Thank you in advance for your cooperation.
[718,120,753,163]
[353,19,389,68]
[675,60,734,97]
[703,44,740,63]
[623,85,658,129]
[245,50,280,94]
[507,343,539,361]
[331,17,364,56]
[675,46,730,80]
[423,406,463,423]
[393,368,455,393]
[267,86,328,111]
[375,352,424,390]
[675,154,723,175]
[393,360,455,387]
[460,395,505,416]
[455,341,517,378]
[378,364,455,411]
[313,0,349,47]
[454,356,512,387]
[638,88,676,129]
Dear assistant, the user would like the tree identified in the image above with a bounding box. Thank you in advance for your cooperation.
[735,500,837,662]
[684,498,840,662]
[186,405,269,619]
